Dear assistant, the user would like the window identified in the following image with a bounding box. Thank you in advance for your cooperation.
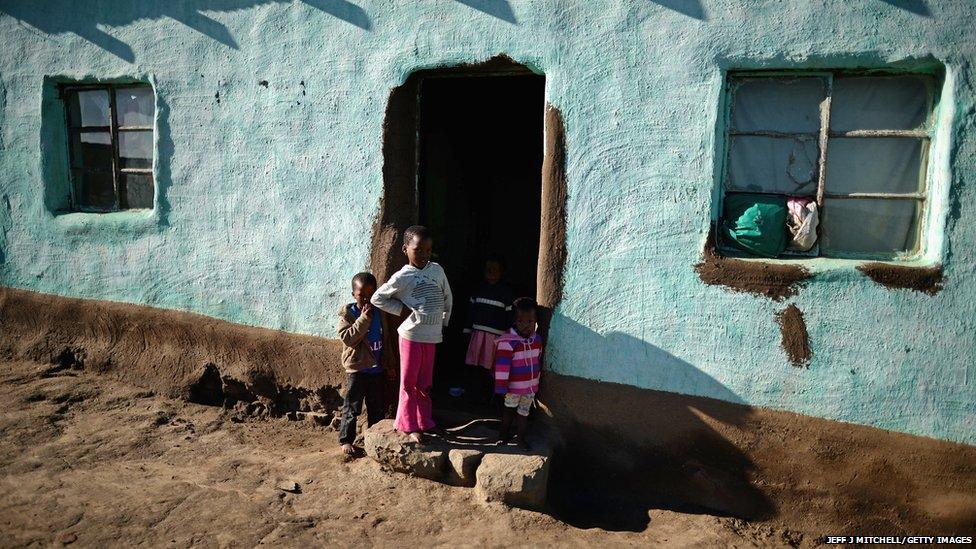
[62,83,155,212]
[720,72,936,260]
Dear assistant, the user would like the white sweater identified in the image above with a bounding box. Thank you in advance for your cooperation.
[371,262,453,344]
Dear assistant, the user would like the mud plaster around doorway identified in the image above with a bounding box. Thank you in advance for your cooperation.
[369,55,567,334]
[538,104,568,314]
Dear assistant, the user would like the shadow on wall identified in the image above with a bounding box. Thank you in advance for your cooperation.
[455,0,518,24]
[647,0,708,21]
[548,313,743,405]
[878,0,931,16]
[0,0,371,63]
[646,0,930,20]
[543,314,773,531]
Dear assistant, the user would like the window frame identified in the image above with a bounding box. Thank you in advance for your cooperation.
[718,70,937,261]
[60,82,155,213]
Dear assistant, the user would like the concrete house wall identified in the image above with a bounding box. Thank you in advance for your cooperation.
[0,0,974,450]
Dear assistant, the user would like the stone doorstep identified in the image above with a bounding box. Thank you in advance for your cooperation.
[363,417,553,511]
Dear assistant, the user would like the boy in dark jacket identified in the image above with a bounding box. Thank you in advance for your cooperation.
[336,272,386,456]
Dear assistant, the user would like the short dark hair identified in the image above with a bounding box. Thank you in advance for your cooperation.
[351,272,377,290]
[512,296,537,313]
[403,225,431,245]
[485,253,506,270]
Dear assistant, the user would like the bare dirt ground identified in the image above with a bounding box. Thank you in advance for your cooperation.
[0,359,811,548]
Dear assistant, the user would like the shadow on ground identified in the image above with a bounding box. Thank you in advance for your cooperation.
[539,314,775,532]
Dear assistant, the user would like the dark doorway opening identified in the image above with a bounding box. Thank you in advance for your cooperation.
[417,73,545,399]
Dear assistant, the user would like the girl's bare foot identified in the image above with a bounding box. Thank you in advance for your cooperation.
[407,432,423,444]
[341,443,355,456]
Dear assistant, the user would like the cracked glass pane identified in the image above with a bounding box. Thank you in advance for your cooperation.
[727,135,819,194]
[731,77,825,133]
[821,198,920,255]
[831,76,931,131]
[826,137,925,194]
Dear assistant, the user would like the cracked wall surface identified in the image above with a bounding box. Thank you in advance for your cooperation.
[0,1,974,444]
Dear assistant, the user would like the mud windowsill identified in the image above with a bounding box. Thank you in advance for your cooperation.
[719,254,938,274]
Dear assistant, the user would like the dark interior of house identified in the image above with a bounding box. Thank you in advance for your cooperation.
[417,73,545,398]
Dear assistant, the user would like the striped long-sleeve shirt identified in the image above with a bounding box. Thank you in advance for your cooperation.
[464,282,514,336]
[371,262,453,344]
[494,328,542,395]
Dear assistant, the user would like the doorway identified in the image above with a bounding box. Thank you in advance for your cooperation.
[417,73,546,397]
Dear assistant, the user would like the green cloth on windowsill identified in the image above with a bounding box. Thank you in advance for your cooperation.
[722,193,788,258]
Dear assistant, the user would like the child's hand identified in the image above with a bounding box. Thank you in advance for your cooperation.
[362,302,373,317]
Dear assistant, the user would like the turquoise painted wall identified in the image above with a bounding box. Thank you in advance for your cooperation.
[0,1,973,444]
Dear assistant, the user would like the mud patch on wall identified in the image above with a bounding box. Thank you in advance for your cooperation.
[370,77,421,284]
[537,104,568,336]
[538,104,568,309]
[775,304,811,368]
[694,229,812,301]
[858,263,943,295]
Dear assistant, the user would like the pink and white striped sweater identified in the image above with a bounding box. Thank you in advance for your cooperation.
[494,328,542,395]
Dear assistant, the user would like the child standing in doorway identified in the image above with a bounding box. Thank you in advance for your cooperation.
[463,255,514,404]
[495,297,542,449]
[336,272,386,456]
[371,225,453,443]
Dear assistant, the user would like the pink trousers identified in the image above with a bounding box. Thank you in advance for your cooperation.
[395,337,436,433]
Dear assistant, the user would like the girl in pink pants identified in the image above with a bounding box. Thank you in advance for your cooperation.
[370,226,453,443]
[395,338,436,433]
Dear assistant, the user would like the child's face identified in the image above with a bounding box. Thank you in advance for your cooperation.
[403,236,433,269]
[352,281,376,307]
[514,309,536,335]
[484,261,502,285]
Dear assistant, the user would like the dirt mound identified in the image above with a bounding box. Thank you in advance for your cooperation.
[0,286,347,418]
